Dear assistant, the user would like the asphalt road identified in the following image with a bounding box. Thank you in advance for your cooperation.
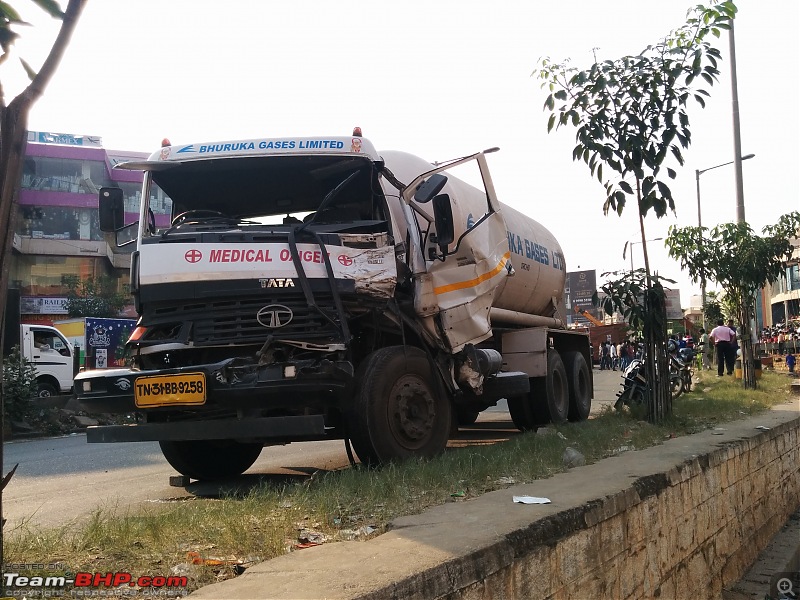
[2,367,626,531]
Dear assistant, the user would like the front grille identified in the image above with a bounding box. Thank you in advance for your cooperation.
[144,292,342,346]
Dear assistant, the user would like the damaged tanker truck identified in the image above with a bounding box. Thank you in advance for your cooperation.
[75,130,592,480]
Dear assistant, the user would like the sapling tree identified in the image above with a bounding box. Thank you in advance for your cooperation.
[667,212,800,389]
[536,0,736,421]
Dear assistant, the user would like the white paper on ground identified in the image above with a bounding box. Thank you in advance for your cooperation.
[513,496,551,504]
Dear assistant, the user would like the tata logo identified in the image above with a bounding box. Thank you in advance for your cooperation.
[259,278,295,288]
[184,249,202,263]
[115,378,132,391]
[257,305,294,328]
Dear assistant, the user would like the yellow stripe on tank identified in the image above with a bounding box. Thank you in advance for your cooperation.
[433,252,511,295]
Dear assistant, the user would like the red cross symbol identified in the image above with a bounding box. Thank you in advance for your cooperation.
[184,249,202,263]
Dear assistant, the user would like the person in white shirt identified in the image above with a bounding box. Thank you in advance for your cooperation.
[710,319,737,376]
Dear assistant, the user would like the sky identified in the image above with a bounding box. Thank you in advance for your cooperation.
[3,0,799,308]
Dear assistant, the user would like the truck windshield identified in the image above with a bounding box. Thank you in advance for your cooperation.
[145,155,383,233]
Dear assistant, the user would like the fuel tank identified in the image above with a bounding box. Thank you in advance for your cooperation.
[380,150,566,319]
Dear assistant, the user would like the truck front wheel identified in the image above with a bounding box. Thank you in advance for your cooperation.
[159,440,263,481]
[348,346,451,465]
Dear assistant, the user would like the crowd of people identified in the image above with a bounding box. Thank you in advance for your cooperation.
[591,317,799,377]
[758,320,799,353]
[596,340,639,371]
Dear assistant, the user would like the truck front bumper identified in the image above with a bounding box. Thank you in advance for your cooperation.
[86,414,326,443]
[74,357,353,414]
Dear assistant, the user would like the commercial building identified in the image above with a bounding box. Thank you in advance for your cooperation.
[759,234,800,328]
[10,131,169,325]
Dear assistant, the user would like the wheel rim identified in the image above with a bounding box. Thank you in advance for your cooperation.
[388,375,435,449]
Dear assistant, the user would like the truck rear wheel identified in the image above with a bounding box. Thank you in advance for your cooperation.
[348,346,451,465]
[564,351,592,421]
[544,350,569,424]
[159,440,263,481]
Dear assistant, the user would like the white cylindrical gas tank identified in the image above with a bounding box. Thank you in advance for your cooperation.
[379,150,567,319]
[496,204,566,316]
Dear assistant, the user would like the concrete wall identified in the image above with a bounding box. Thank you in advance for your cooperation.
[192,408,800,600]
[453,419,799,599]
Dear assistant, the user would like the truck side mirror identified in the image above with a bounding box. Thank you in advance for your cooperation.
[99,187,124,232]
[432,194,454,254]
[414,174,448,203]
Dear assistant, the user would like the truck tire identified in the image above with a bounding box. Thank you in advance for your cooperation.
[159,440,263,481]
[508,394,537,432]
[564,351,592,421]
[36,381,58,398]
[348,346,451,465]
[544,350,569,424]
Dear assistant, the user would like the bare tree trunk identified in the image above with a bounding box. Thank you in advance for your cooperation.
[636,179,670,422]
[644,283,670,422]
[0,1,87,590]
[738,296,756,390]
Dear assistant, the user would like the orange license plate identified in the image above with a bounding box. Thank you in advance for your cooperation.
[134,373,206,408]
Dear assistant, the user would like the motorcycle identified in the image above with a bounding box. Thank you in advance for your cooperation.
[614,358,647,410]
[676,347,696,393]
[668,343,696,398]
[615,342,691,410]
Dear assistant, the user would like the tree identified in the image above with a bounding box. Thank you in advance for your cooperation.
[703,291,725,325]
[2,344,36,421]
[63,274,130,317]
[536,1,736,422]
[666,212,800,389]
[0,0,87,583]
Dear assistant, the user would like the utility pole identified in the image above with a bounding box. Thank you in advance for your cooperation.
[729,19,746,224]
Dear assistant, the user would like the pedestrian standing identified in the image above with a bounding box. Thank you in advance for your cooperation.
[710,319,736,376]
[610,342,618,371]
[786,352,795,375]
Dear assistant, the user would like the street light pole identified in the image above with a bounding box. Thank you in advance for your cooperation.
[624,237,664,274]
[694,153,755,329]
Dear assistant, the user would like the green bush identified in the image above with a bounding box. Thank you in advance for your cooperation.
[3,345,38,421]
